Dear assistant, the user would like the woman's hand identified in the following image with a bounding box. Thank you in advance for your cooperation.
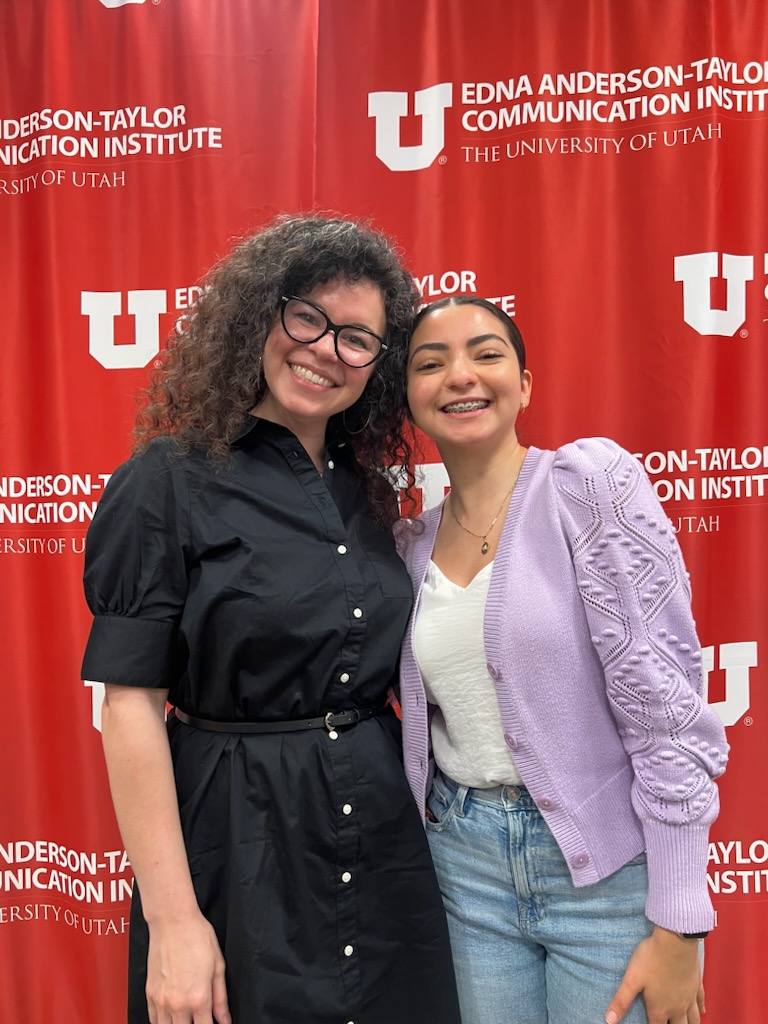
[605,926,703,1024]
[146,912,231,1024]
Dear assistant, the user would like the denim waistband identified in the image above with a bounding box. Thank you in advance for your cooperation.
[435,769,538,812]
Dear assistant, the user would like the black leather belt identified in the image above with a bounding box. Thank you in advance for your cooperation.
[173,706,388,734]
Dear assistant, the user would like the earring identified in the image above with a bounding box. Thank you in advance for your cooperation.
[519,402,526,414]
[342,405,374,436]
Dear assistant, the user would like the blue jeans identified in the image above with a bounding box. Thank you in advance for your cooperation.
[426,771,651,1024]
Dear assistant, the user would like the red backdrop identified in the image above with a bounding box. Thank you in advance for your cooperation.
[1,1,766,1019]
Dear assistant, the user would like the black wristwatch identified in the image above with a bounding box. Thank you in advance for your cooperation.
[680,930,709,939]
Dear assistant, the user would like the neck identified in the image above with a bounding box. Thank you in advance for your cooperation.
[438,434,525,514]
[250,401,327,470]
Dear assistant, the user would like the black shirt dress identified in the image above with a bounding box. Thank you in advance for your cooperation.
[81,418,460,1024]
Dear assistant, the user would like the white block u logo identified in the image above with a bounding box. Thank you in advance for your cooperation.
[674,252,754,336]
[368,83,453,171]
[702,641,757,727]
[82,290,167,369]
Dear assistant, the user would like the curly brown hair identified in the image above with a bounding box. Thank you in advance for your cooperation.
[135,215,419,526]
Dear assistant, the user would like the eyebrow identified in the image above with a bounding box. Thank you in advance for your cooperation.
[301,297,382,336]
[409,332,508,363]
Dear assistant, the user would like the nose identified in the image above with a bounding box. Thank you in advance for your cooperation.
[445,354,477,388]
[312,328,339,360]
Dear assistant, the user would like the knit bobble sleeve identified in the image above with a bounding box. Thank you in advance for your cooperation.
[553,437,728,931]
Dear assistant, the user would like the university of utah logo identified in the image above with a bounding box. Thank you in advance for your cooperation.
[82,290,167,368]
[674,251,761,336]
[368,84,453,171]
[702,641,757,728]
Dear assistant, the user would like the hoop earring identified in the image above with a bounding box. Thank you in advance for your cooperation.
[342,405,374,436]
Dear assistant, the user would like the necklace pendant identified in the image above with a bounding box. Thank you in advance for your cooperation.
[481,540,490,555]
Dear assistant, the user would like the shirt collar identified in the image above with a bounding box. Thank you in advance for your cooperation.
[230,415,352,459]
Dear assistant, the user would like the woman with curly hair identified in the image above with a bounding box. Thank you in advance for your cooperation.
[81,216,460,1024]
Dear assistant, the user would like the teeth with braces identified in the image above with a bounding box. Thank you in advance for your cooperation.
[443,400,489,412]
[290,364,335,387]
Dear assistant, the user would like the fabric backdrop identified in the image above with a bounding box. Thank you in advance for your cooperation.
[1,1,765,1019]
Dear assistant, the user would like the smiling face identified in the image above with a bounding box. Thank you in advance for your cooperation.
[254,276,386,436]
[407,302,532,454]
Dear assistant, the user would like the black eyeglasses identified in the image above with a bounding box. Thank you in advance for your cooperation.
[280,295,387,368]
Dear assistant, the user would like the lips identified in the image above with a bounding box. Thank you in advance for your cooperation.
[289,362,338,388]
[441,399,490,413]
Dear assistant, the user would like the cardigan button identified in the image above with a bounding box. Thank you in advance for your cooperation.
[487,663,501,681]
[571,852,590,869]
[504,733,519,752]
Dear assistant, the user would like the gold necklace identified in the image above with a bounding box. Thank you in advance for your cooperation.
[447,445,523,555]
[448,448,524,555]
[449,485,515,554]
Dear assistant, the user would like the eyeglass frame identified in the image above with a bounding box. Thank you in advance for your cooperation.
[279,295,388,367]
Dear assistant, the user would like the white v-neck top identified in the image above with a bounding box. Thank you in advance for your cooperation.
[413,559,523,788]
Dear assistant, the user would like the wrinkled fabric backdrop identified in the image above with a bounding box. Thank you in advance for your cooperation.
[1,1,766,1019]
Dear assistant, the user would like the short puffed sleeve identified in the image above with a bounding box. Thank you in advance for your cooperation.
[81,440,192,688]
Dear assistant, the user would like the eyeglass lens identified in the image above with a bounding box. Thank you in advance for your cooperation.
[283,298,381,366]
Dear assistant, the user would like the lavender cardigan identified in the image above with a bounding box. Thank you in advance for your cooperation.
[398,438,728,934]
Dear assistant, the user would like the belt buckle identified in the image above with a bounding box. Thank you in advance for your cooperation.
[324,712,340,740]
